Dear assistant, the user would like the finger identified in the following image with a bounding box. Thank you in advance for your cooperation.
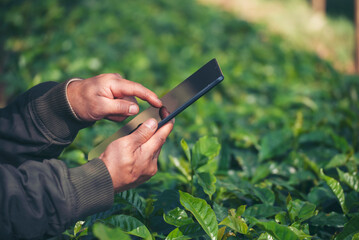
[159,106,170,120]
[106,115,127,122]
[144,120,174,153]
[102,98,139,117]
[110,79,162,108]
[130,118,158,145]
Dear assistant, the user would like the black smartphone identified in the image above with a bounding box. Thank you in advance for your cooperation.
[88,58,224,159]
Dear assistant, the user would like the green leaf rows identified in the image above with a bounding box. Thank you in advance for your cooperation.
[4,0,359,239]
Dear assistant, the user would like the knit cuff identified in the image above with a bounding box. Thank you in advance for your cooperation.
[33,79,93,141]
[68,158,114,220]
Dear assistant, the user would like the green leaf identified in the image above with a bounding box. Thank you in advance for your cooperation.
[335,216,359,240]
[62,149,87,165]
[116,189,145,217]
[325,154,347,169]
[181,139,191,162]
[73,220,85,236]
[287,199,317,223]
[320,169,348,214]
[252,187,275,206]
[275,211,290,225]
[179,191,218,240]
[288,226,312,240]
[307,186,336,206]
[302,154,320,177]
[309,212,347,228]
[196,172,216,199]
[352,232,359,240]
[251,164,271,184]
[105,214,152,240]
[163,207,194,227]
[337,168,359,192]
[259,129,293,161]
[219,209,248,234]
[192,136,221,170]
[217,226,226,240]
[169,155,191,181]
[244,204,283,218]
[254,220,299,240]
[236,205,246,217]
[154,190,180,213]
[213,202,228,223]
[165,223,206,240]
[258,232,275,240]
[92,223,131,240]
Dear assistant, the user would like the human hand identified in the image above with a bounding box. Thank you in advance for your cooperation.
[99,117,174,192]
[67,73,162,122]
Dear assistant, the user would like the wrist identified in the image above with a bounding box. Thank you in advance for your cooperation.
[66,78,83,121]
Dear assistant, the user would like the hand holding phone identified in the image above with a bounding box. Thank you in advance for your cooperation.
[88,58,224,159]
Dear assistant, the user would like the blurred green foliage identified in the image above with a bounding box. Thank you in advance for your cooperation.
[2,0,359,239]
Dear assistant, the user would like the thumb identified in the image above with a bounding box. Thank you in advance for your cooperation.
[130,118,158,145]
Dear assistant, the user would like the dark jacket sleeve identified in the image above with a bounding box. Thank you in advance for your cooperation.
[0,81,114,239]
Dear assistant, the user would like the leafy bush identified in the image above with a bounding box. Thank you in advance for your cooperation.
[2,0,359,239]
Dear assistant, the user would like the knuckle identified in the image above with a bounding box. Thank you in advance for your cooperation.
[157,136,166,145]
[135,128,150,142]
[116,102,128,114]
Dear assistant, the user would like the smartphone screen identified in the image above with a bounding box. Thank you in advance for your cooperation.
[88,58,224,159]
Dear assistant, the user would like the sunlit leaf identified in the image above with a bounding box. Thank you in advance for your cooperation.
[258,232,275,240]
[74,221,85,236]
[236,205,246,217]
[253,219,299,240]
[169,155,191,181]
[105,214,152,240]
[217,226,226,240]
[93,223,131,240]
[320,169,348,214]
[219,209,248,234]
[179,191,218,240]
[196,172,216,199]
[352,232,359,240]
[192,136,221,170]
[288,226,312,240]
[181,139,191,162]
[275,211,290,225]
[287,199,317,223]
[337,168,359,192]
[163,207,194,227]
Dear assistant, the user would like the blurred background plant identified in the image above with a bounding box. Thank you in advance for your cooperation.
[1,0,359,239]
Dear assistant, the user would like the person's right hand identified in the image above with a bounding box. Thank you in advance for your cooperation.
[99,118,174,192]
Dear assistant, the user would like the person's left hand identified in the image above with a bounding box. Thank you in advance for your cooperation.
[67,73,162,122]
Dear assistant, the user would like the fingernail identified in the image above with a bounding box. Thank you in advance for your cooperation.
[129,105,138,114]
[144,119,157,130]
